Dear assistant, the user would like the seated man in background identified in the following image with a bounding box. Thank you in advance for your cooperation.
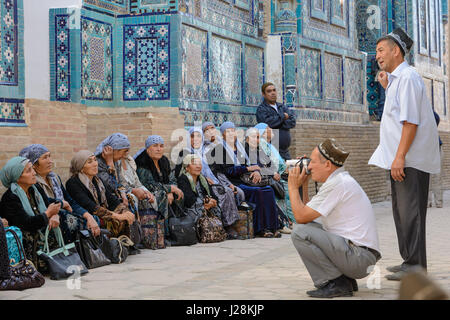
[288,138,381,298]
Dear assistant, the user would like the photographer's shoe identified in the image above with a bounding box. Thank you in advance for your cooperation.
[345,276,358,292]
[306,275,353,298]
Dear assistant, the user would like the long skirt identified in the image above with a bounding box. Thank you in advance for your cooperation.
[238,184,279,234]
[211,185,240,227]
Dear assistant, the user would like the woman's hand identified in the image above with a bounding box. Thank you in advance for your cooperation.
[62,200,73,212]
[1,218,8,227]
[171,185,184,200]
[45,202,61,218]
[229,184,238,194]
[84,213,100,237]
[250,171,262,184]
[273,172,281,181]
[132,188,147,200]
[48,215,60,230]
[204,198,217,210]
[145,190,155,203]
[206,178,215,185]
[167,192,174,205]
[247,165,261,172]
[102,146,114,167]
[121,192,129,206]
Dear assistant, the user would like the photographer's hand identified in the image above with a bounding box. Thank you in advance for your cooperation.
[288,166,307,189]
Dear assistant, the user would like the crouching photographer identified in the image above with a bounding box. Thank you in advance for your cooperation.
[288,138,381,298]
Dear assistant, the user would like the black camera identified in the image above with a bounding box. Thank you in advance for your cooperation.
[286,157,311,175]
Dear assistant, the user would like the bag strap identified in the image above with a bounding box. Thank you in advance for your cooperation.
[117,235,134,247]
[5,228,26,262]
[43,226,68,255]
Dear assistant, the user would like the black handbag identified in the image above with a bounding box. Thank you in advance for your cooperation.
[270,178,286,199]
[75,230,111,269]
[1,228,45,291]
[96,230,132,264]
[240,172,271,187]
[37,227,88,280]
[168,201,198,247]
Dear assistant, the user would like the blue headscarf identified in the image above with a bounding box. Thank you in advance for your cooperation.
[254,123,286,174]
[95,133,131,156]
[133,135,164,159]
[19,144,65,200]
[19,144,49,165]
[202,121,215,132]
[254,123,269,136]
[220,122,249,165]
[186,127,219,184]
[0,157,47,217]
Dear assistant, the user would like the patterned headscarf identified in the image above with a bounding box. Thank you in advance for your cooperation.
[0,157,47,217]
[95,133,131,156]
[202,121,215,132]
[179,154,211,197]
[19,144,49,165]
[133,135,164,159]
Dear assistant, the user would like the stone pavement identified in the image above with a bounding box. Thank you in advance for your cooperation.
[2,192,449,300]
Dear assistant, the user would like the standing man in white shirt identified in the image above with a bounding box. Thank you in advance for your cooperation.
[289,139,381,298]
[369,28,440,281]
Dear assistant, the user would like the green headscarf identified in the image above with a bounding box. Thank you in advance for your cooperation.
[0,156,47,217]
[179,154,211,197]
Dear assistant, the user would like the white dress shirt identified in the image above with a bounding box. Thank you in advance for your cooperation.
[369,61,440,174]
[307,167,380,252]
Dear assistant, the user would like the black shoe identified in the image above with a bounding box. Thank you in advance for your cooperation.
[136,243,146,250]
[306,275,353,298]
[128,245,141,255]
[345,276,358,292]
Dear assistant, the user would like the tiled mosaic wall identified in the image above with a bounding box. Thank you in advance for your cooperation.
[0,0,25,126]
[49,0,265,127]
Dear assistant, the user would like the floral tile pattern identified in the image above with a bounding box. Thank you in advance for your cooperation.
[244,45,264,106]
[298,47,321,99]
[344,58,363,104]
[210,35,242,104]
[123,23,170,101]
[324,52,343,101]
[181,24,208,101]
[54,14,70,101]
[84,0,128,14]
[0,0,18,85]
[81,17,113,101]
[0,99,24,124]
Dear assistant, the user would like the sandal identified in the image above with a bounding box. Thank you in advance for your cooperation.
[273,231,282,238]
[257,230,274,238]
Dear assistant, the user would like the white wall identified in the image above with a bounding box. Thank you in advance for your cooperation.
[24,0,82,100]
[265,35,283,102]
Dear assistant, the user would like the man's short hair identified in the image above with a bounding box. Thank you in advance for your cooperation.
[376,36,405,57]
[261,82,275,94]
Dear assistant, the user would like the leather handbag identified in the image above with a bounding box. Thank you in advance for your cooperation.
[5,226,23,266]
[168,201,198,246]
[196,208,227,243]
[270,179,285,199]
[96,230,132,264]
[75,230,111,269]
[1,228,45,291]
[232,208,255,240]
[240,172,271,187]
[37,227,88,280]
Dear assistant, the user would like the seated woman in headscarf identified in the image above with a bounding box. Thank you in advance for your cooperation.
[65,150,135,238]
[19,144,100,243]
[255,123,295,229]
[134,135,184,227]
[177,154,221,221]
[245,127,292,234]
[202,122,247,209]
[0,156,62,272]
[175,127,240,238]
[206,121,280,238]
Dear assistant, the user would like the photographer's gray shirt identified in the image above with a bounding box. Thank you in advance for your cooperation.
[306,167,380,253]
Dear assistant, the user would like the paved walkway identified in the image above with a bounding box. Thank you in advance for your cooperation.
[2,192,449,300]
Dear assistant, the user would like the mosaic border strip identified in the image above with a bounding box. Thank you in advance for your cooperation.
[55,14,70,101]
[84,0,129,15]
[0,0,18,86]
[0,98,25,124]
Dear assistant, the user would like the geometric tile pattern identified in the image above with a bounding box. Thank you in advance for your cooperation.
[344,58,363,104]
[0,99,25,124]
[181,108,258,128]
[0,0,18,85]
[54,14,70,101]
[210,35,242,104]
[130,0,177,14]
[181,24,208,101]
[324,53,343,101]
[81,17,113,100]
[244,45,264,106]
[123,23,170,101]
[298,47,321,99]
[84,0,129,14]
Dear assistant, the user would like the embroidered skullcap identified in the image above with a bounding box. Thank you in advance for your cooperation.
[19,144,49,165]
[220,121,235,134]
[94,133,130,156]
[0,156,30,188]
[317,138,349,167]
[383,27,413,55]
[254,123,269,136]
[70,150,95,176]
[202,121,215,132]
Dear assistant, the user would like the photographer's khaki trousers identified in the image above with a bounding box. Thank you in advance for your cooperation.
[291,222,379,288]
